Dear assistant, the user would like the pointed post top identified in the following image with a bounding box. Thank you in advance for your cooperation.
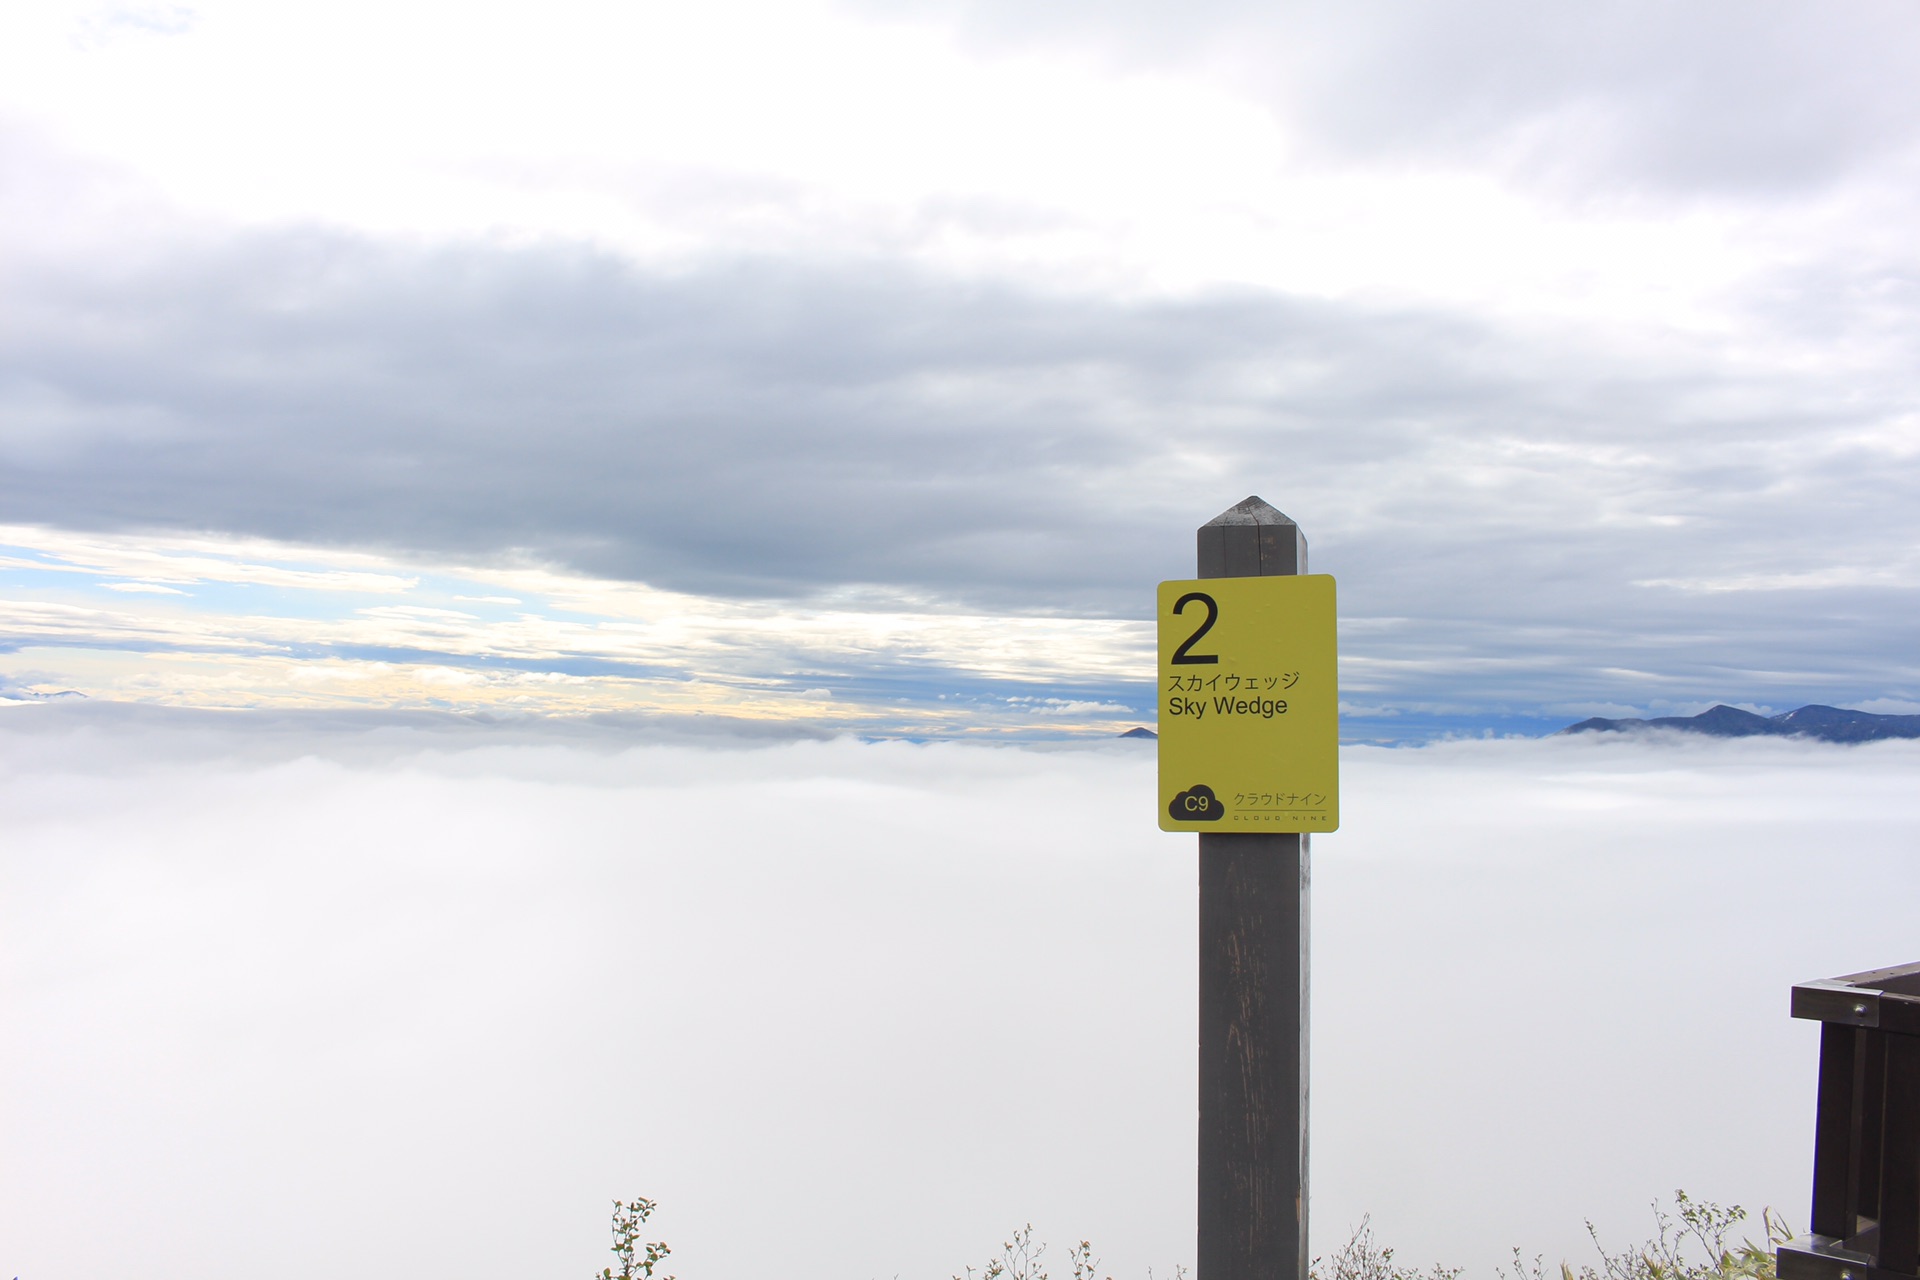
[1197,496,1306,578]
[1202,496,1297,528]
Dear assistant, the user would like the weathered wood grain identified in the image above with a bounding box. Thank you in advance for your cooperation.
[1196,495,1309,1280]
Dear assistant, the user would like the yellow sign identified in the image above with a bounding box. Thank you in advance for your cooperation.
[1157,575,1338,832]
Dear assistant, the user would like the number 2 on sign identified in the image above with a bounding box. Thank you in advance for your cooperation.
[1170,591,1219,665]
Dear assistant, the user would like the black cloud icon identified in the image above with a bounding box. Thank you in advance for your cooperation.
[1169,784,1224,821]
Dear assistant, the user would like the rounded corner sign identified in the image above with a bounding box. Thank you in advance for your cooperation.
[1157,574,1339,833]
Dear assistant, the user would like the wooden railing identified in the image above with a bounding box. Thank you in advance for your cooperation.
[1782,963,1920,1280]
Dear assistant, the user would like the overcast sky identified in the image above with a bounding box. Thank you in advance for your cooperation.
[3,0,1919,734]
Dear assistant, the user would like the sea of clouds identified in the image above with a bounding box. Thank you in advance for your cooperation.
[5,709,1918,1279]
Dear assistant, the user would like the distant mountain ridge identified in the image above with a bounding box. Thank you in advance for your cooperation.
[0,687,85,704]
[1564,704,1920,743]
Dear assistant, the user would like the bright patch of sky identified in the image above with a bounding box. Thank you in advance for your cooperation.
[0,523,1153,732]
[5,0,1899,327]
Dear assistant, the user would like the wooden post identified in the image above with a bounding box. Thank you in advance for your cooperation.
[1810,1023,1858,1239]
[1883,1034,1920,1274]
[1196,496,1310,1280]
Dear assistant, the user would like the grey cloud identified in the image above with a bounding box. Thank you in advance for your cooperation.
[0,226,1481,607]
[4,222,1919,715]
[850,0,1920,199]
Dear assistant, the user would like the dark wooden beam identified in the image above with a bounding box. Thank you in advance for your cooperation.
[1196,496,1309,1280]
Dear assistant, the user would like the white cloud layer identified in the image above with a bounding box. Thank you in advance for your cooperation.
[5,714,1915,1278]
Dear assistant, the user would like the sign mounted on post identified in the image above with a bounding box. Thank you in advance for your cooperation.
[1157,574,1339,832]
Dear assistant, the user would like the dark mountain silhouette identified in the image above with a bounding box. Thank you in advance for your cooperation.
[1563,704,1920,743]
[1118,726,1157,739]
[0,687,85,703]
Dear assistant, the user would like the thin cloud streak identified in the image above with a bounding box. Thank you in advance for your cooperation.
[0,525,1155,729]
